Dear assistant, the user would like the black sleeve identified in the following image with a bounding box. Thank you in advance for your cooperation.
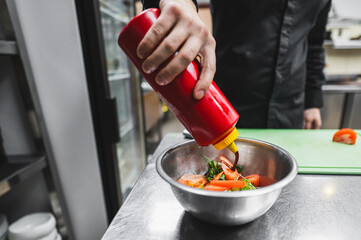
[305,0,331,109]
[141,0,198,11]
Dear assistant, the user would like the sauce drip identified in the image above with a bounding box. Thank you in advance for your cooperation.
[231,151,239,171]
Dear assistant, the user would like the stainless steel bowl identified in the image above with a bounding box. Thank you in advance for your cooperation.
[156,138,298,226]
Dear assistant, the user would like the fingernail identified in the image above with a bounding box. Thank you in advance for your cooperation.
[156,75,169,86]
[137,48,146,59]
[196,90,205,99]
[143,63,155,74]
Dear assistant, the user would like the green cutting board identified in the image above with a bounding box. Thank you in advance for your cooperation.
[237,129,361,174]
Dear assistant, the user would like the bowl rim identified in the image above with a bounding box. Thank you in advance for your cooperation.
[156,138,298,198]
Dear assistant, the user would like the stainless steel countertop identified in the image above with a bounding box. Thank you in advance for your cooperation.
[102,134,361,240]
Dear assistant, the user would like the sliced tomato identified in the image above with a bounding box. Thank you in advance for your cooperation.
[210,180,246,189]
[203,185,230,191]
[259,175,276,187]
[177,174,207,188]
[222,161,239,180]
[333,128,357,145]
[219,155,233,167]
[245,174,260,187]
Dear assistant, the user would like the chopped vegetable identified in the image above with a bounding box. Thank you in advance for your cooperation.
[245,174,260,187]
[177,174,207,188]
[222,161,239,180]
[210,180,246,188]
[177,155,261,192]
[204,160,222,181]
[212,171,224,181]
[219,155,233,167]
[241,179,257,190]
[203,185,230,191]
[333,128,357,145]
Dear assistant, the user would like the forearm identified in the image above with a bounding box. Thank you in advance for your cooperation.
[305,0,331,109]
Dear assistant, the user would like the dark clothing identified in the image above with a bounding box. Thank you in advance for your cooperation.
[142,0,198,11]
[142,0,331,128]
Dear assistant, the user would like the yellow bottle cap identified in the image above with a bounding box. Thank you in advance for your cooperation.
[213,127,239,152]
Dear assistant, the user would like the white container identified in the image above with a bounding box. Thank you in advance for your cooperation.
[55,233,62,240]
[8,213,56,240]
[38,228,57,240]
[0,214,8,240]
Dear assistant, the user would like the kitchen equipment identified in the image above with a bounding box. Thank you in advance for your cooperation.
[237,129,361,174]
[156,138,298,225]
[118,8,239,154]
[8,213,56,240]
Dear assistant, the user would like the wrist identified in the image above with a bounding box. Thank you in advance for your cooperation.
[159,0,198,12]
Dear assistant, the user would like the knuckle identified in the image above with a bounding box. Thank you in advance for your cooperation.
[151,24,164,36]
[167,2,182,16]
[208,36,216,48]
[160,67,174,78]
[163,39,178,53]
[184,14,194,25]
[196,24,208,39]
[179,51,194,65]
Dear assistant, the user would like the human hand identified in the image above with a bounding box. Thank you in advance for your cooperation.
[303,108,322,129]
[137,0,216,100]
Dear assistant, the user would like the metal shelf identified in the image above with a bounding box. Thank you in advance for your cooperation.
[0,155,46,197]
[0,40,18,55]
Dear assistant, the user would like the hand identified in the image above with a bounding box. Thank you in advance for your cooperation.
[303,108,322,129]
[137,0,216,100]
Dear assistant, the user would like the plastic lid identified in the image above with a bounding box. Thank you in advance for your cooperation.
[212,127,239,152]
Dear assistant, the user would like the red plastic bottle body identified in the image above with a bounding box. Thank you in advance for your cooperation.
[118,8,239,146]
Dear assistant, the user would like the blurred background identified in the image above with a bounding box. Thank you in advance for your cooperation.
[0,0,360,239]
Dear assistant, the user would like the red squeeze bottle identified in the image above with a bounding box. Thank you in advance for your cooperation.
[118,8,239,153]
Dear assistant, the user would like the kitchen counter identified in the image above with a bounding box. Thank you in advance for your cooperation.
[102,133,361,240]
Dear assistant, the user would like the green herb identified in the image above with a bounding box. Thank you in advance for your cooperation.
[219,174,226,180]
[236,165,243,173]
[241,179,256,190]
[202,155,222,181]
[200,184,204,189]
[201,154,213,162]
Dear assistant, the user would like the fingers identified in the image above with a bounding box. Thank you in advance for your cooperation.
[136,0,215,97]
[155,35,202,85]
[304,119,312,129]
[142,22,195,79]
[303,108,322,129]
[313,118,322,129]
[193,40,216,99]
[137,10,176,60]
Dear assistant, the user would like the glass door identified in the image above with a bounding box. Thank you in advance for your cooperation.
[99,0,146,199]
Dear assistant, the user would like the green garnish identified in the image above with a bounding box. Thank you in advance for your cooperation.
[201,154,213,162]
[204,160,222,181]
[236,165,243,173]
[241,179,256,190]
[219,174,226,180]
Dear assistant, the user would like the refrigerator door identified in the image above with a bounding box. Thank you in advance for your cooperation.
[99,0,147,200]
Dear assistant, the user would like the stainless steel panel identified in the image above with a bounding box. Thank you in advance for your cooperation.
[349,93,361,128]
[321,93,345,129]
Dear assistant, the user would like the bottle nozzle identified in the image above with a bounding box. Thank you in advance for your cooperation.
[227,141,238,153]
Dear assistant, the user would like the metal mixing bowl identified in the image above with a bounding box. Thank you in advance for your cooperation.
[156,138,298,226]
